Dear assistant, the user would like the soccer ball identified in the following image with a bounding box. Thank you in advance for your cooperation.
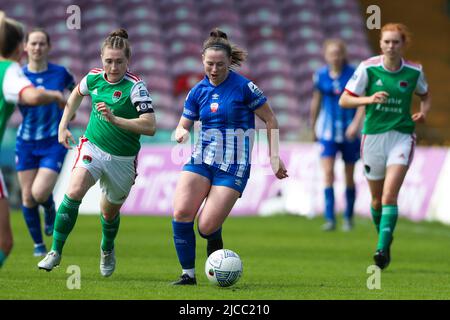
[205,249,243,287]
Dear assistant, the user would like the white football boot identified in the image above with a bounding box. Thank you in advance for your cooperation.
[100,248,116,277]
[37,250,61,271]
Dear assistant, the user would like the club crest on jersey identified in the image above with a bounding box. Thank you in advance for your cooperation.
[398,80,409,92]
[112,90,122,103]
[82,155,92,164]
[210,102,219,113]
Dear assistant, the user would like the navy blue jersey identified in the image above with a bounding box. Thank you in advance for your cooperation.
[313,64,357,143]
[17,63,75,141]
[183,70,267,178]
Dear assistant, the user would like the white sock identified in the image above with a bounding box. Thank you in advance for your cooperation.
[182,268,195,278]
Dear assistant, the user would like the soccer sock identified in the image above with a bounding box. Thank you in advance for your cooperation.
[377,205,398,251]
[22,205,43,245]
[370,207,382,233]
[199,227,223,256]
[51,195,81,255]
[41,194,56,223]
[172,220,196,274]
[100,214,120,252]
[344,187,356,220]
[324,187,335,222]
[0,249,6,268]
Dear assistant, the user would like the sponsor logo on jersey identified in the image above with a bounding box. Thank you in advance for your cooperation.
[82,155,92,164]
[112,90,122,103]
[212,93,219,100]
[398,80,409,92]
[36,78,44,84]
[139,89,148,97]
[375,79,383,86]
[210,102,219,113]
[92,88,98,95]
[247,82,263,96]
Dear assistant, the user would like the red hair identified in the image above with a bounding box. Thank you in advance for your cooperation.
[380,23,412,48]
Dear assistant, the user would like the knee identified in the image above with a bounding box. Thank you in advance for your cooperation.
[324,171,334,186]
[101,211,119,222]
[197,220,217,237]
[31,190,49,204]
[21,191,36,207]
[173,209,195,222]
[371,198,382,211]
[382,193,398,206]
[66,186,85,201]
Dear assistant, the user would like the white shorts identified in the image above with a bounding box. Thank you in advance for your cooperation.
[73,137,137,204]
[361,131,415,180]
[0,169,8,199]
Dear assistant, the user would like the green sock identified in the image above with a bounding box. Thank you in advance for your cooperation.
[377,205,398,251]
[0,249,6,268]
[101,214,120,252]
[370,207,382,233]
[51,195,81,254]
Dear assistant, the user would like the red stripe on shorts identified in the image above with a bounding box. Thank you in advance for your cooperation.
[72,137,89,170]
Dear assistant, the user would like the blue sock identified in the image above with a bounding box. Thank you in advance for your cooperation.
[172,220,196,269]
[22,205,43,245]
[0,249,6,268]
[41,194,56,222]
[324,187,335,222]
[345,187,356,220]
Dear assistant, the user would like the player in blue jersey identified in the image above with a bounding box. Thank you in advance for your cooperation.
[0,12,66,268]
[171,29,288,285]
[16,28,75,257]
[310,39,364,232]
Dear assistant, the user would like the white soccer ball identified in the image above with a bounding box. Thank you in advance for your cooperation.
[205,249,243,287]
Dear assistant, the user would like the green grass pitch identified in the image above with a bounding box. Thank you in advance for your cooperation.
[1,211,449,300]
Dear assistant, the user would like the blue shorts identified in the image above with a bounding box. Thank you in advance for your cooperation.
[16,136,68,173]
[319,138,360,163]
[183,163,248,195]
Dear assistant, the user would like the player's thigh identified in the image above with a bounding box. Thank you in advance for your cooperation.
[198,186,240,235]
[31,168,60,202]
[0,199,13,253]
[173,171,211,221]
[66,167,97,201]
[17,169,38,204]
[382,165,409,205]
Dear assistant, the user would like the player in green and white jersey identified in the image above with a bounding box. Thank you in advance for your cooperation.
[0,12,65,268]
[339,23,431,269]
[38,29,156,276]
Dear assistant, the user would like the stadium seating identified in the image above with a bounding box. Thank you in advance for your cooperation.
[4,0,372,141]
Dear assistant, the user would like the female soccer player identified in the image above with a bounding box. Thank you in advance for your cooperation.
[0,12,65,268]
[310,39,364,232]
[17,28,75,257]
[38,29,156,277]
[339,23,431,269]
[171,28,288,285]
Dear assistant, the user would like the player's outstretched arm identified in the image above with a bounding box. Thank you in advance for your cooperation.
[19,87,66,108]
[339,91,389,108]
[58,86,84,149]
[254,103,288,180]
